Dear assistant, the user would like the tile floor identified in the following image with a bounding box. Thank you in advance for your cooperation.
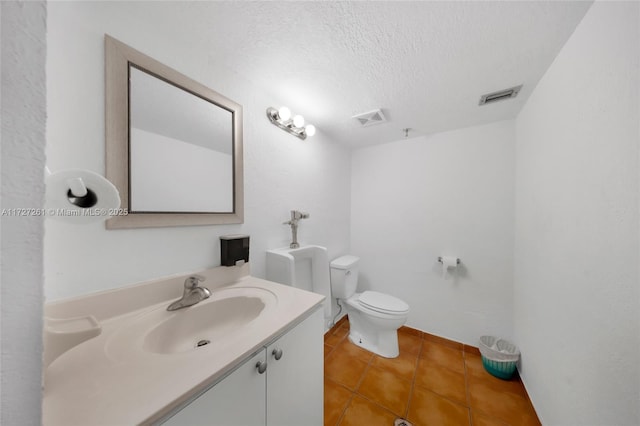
[324,318,540,426]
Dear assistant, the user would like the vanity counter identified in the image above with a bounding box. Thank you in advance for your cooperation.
[43,265,324,425]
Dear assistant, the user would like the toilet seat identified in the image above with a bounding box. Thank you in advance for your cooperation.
[357,291,409,315]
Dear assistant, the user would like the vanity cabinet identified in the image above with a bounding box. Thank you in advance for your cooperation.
[161,308,323,426]
[162,350,266,426]
[266,308,323,425]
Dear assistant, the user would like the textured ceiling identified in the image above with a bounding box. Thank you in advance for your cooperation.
[130,1,593,147]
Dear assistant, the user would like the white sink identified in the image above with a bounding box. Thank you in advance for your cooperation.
[44,266,327,426]
[106,286,278,358]
[146,294,268,354]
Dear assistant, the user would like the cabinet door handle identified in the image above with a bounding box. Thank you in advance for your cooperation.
[256,361,267,374]
[272,348,283,361]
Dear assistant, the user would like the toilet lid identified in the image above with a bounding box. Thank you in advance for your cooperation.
[358,291,409,314]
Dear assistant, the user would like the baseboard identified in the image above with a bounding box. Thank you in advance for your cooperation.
[325,320,483,356]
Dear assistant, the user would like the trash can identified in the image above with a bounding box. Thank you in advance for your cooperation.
[478,336,520,380]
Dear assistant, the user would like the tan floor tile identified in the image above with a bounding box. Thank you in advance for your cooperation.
[420,340,465,374]
[326,331,346,347]
[469,375,528,401]
[326,320,347,334]
[464,353,491,378]
[336,337,375,363]
[465,355,527,399]
[357,365,412,417]
[468,380,540,426]
[471,410,509,426]
[464,345,481,357]
[325,350,369,391]
[325,326,338,340]
[407,385,470,426]
[333,325,349,339]
[398,332,423,356]
[399,326,423,338]
[423,332,464,350]
[324,378,353,426]
[325,343,335,358]
[339,395,398,426]
[371,350,418,381]
[336,316,349,327]
[325,331,540,426]
[415,358,467,404]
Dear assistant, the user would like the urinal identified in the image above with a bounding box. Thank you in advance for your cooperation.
[266,245,332,328]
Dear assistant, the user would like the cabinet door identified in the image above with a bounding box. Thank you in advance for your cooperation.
[162,350,267,426]
[266,308,323,426]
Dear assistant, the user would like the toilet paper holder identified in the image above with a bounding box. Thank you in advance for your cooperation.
[437,256,461,265]
[45,167,121,224]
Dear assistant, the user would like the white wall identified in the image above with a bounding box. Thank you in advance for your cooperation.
[0,1,46,424]
[45,2,351,301]
[351,120,515,345]
[514,1,640,424]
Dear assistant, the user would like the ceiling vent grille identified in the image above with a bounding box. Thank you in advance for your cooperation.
[352,109,387,127]
[479,84,523,106]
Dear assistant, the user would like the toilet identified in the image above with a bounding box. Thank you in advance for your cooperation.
[330,255,409,358]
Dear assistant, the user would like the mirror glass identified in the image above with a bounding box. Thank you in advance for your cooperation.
[105,35,243,228]
[129,66,233,213]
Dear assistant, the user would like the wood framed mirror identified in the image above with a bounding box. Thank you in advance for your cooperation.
[105,35,243,229]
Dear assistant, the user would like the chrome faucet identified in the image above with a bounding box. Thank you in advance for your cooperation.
[167,275,210,311]
[283,210,309,249]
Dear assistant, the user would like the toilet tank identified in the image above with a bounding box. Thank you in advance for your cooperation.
[330,255,360,300]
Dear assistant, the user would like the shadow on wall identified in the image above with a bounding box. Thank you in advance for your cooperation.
[431,260,468,283]
[358,260,469,292]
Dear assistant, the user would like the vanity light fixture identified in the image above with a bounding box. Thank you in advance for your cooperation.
[266,106,316,140]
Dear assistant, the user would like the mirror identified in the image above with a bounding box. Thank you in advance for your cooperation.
[105,35,243,228]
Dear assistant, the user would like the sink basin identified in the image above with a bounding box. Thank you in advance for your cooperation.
[145,295,267,354]
[106,286,278,358]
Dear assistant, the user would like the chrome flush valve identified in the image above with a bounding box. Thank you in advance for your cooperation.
[283,210,309,249]
[290,210,309,222]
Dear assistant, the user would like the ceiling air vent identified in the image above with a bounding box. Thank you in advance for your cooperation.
[352,109,387,127]
[479,85,523,106]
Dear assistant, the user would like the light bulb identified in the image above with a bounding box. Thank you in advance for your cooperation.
[305,124,316,137]
[292,115,305,128]
[277,106,291,121]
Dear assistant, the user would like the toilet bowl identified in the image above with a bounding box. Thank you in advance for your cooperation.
[330,256,409,358]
